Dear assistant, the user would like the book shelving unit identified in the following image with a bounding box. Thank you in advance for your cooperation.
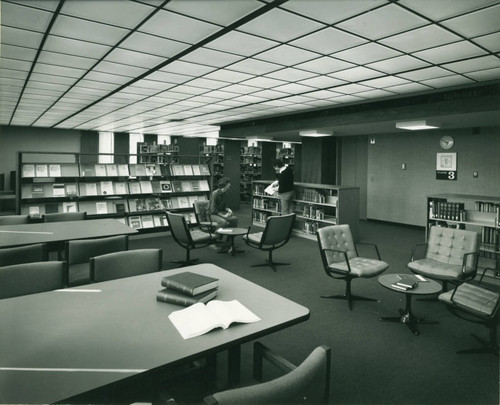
[241,145,262,202]
[199,141,224,190]
[17,152,211,231]
[427,193,500,275]
[251,180,359,241]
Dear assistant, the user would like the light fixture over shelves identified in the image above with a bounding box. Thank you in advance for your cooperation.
[395,120,440,130]
[246,135,274,142]
[299,129,333,137]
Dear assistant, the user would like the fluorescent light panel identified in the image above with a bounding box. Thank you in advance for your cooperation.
[395,120,439,130]
[299,129,333,137]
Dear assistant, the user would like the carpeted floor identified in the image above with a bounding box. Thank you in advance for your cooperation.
[129,204,499,405]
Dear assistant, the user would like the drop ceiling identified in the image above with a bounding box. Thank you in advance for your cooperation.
[1,0,500,142]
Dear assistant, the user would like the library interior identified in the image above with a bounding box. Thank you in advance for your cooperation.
[1,1,499,404]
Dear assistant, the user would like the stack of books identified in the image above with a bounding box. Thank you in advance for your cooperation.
[391,274,419,291]
[157,271,219,306]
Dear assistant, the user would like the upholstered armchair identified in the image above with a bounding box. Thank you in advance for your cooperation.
[407,226,479,291]
[317,224,389,310]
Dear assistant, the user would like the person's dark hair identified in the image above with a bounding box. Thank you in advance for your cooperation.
[218,176,231,188]
[272,159,284,168]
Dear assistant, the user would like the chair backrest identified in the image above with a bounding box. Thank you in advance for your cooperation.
[193,200,211,224]
[66,235,129,265]
[260,213,295,246]
[427,226,479,271]
[0,243,48,267]
[43,211,87,222]
[0,261,67,299]
[166,211,193,247]
[317,224,357,267]
[0,214,29,225]
[90,248,162,282]
[206,345,331,405]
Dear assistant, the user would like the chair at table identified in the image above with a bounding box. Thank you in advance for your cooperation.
[0,243,48,266]
[90,248,162,282]
[43,211,87,222]
[193,200,215,233]
[166,211,217,266]
[317,224,389,310]
[65,235,129,286]
[438,281,499,355]
[407,226,479,292]
[0,261,67,299]
[0,214,29,225]
[242,213,295,272]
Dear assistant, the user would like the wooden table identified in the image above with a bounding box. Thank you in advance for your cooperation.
[0,263,310,403]
[378,274,442,335]
[0,218,137,248]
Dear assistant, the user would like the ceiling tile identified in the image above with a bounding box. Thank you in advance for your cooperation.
[272,82,317,95]
[290,27,367,55]
[420,74,474,88]
[203,69,254,83]
[366,55,430,74]
[380,25,462,53]
[295,56,355,75]
[1,26,43,49]
[442,55,500,73]
[185,77,229,90]
[360,75,411,88]
[238,8,324,42]
[353,88,396,99]
[250,89,289,99]
[330,66,383,82]
[104,48,166,69]
[0,69,28,81]
[282,0,386,25]
[297,75,346,89]
[336,3,428,40]
[51,15,128,46]
[30,72,78,86]
[207,31,278,57]
[473,32,500,52]
[265,67,317,81]
[94,61,148,78]
[225,58,282,75]
[1,1,53,32]
[61,0,153,27]
[441,4,500,37]
[0,58,32,72]
[161,60,217,77]
[412,41,487,64]
[332,43,401,64]
[181,47,244,68]
[120,32,189,58]
[146,70,193,85]
[465,67,500,81]
[140,9,220,44]
[38,51,98,70]
[330,94,365,103]
[239,76,287,89]
[256,45,319,66]
[334,83,374,94]
[44,36,112,59]
[84,70,133,85]
[164,0,262,25]
[304,89,343,99]
[219,83,259,95]
[1,44,38,62]
[400,0,500,21]
[397,66,454,81]
[33,63,87,79]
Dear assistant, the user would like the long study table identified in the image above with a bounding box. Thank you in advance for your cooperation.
[0,218,138,248]
[0,263,310,403]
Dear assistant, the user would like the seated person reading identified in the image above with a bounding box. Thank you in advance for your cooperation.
[209,177,238,252]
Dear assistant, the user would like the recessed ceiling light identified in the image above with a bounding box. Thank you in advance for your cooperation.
[299,129,333,137]
[395,120,440,130]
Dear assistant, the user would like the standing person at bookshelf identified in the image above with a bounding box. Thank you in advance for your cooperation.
[271,159,295,215]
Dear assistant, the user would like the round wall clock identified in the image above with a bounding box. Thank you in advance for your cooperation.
[439,135,454,150]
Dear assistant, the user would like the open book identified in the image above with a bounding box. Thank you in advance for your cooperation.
[169,300,261,339]
[264,183,277,195]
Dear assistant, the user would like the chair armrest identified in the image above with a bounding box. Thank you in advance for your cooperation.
[253,342,296,382]
[410,243,428,261]
[355,242,382,260]
[321,247,351,274]
[461,251,479,275]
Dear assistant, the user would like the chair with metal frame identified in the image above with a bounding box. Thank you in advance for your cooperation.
[193,200,216,233]
[0,261,67,299]
[166,211,217,266]
[90,248,162,282]
[242,213,295,272]
[0,243,48,267]
[317,224,389,310]
[43,211,87,222]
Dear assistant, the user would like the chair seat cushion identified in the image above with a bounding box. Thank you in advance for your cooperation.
[190,229,216,243]
[68,262,91,287]
[243,232,263,244]
[439,283,500,318]
[329,257,388,277]
[408,258,465,281]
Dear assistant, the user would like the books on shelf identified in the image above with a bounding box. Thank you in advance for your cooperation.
[84,182,98,196]
[100,181,114,195]
[106,164,118,176]
[36,164,48,177]
[161,271,219,296]
[114,182,128,195]
[62,202,78,213]
[160,181,172,193]
[96,202,108,215]
[117,164,130,177]
[22,164,35,178]
[49,164,61,177]
[141,214,154,228]
[52,183,66,197]
[94,164,107,177]
[65,184,78,197]
[168,300,260,339]
[140,180,153,194]
[157,288,217,307]
[129,182,142,194]
[128,216,142,229]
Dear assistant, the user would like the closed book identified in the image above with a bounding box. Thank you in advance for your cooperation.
[161,271,219,296]
[395,274,418,289]
[156,288,217,306]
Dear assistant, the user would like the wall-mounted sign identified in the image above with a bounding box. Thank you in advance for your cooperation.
[436,152,457,180]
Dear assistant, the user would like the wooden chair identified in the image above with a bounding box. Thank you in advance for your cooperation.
[43,211,87,222]
[65,235,129,286]
[242,213,295,272]
[0,261,67,299]
[90,248,162,282]
[0,243,48,267]
[204,342,331,404]
[0,214,29,225]
[166,211,217,266]
[407,226,479,291]
[439,281,499,355]
[317,224,389,310]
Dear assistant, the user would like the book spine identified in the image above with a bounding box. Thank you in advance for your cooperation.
[161,279,194,296]
[157,292,195,306]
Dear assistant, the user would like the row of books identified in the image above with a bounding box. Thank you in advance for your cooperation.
[295,188,336,204]
[127,212,196,230]
[390,274,420,291]
[22,180,210,198]
[200,144,224,153]
[252,211,270,224]
[241,146,261,155]
[429,200,466,221]
[138,143,179,154]
[22,163,210,178]
[253,198,280,211]
[302,205,326,220]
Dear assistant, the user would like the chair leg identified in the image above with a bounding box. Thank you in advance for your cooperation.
[251,250,290,272]
[170,247,199,267]
[321,279,378,311]
[457,323,499,356]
